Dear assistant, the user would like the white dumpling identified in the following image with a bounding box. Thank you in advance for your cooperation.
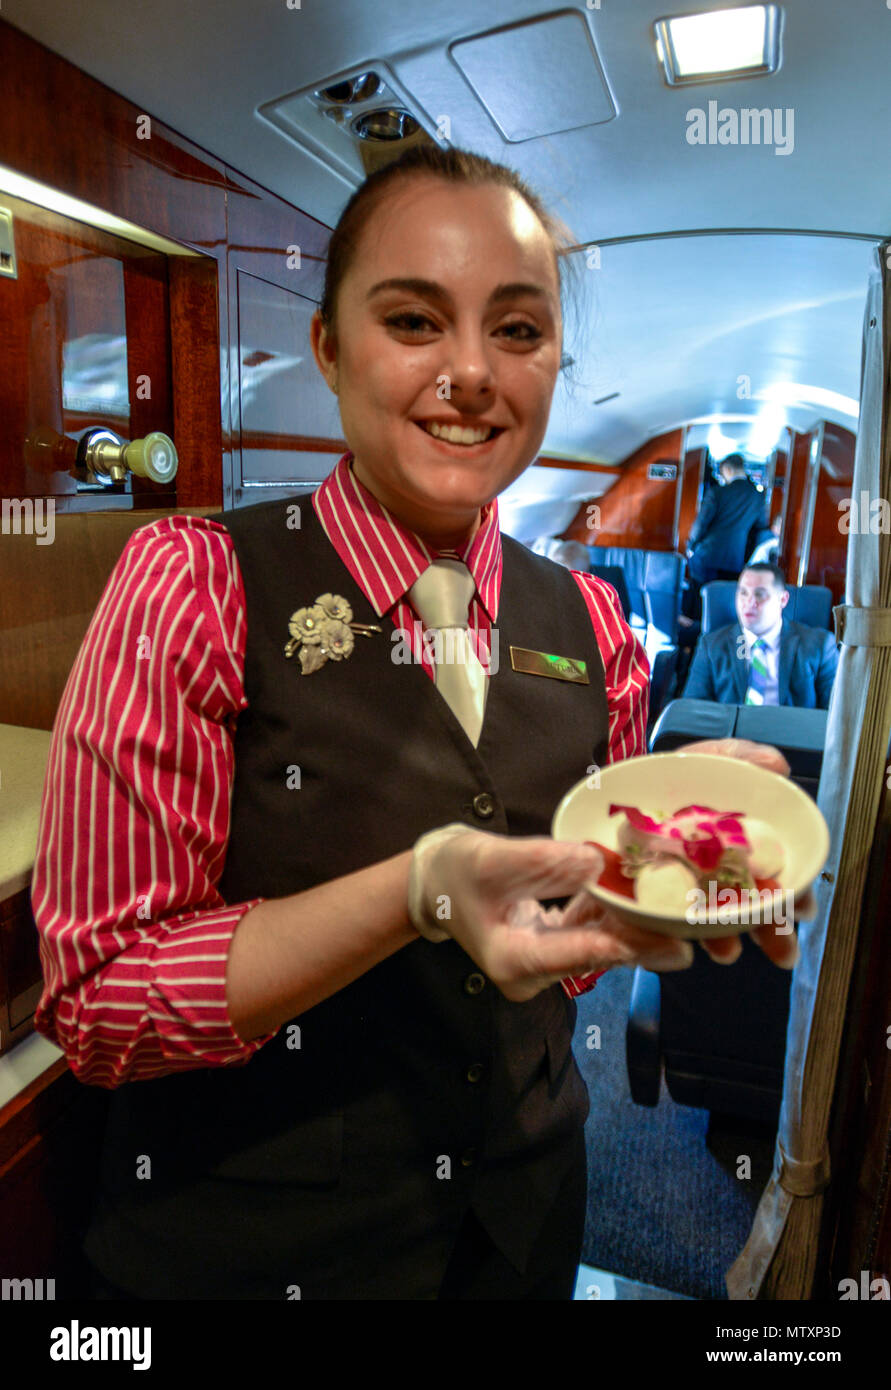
[634,859,700,914]
[740,817,785,878]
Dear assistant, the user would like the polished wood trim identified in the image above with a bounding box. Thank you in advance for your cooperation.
[0,17,336,516]
[0,508,218,731]
[562,430,684,550]
[168,255,224,508]
[677,445,706,553]
[0,20,229,254]
[806,422,855,605]
[0,1058,109,1294]
[239,432,348,454]
[224,167,329,303]
[781,428,813,583]
[0,1057,70,1174]
[122,251,176,507]
[535,455,619,475]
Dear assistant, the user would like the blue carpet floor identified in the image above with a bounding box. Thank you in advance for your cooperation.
[573,965,776,1301]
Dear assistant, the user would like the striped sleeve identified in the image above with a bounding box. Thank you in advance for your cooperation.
[561,569,650,1000]
[30,515,276,1088]
[571,571,650,766]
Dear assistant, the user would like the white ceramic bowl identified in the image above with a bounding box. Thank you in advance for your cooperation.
[551,752,830,940]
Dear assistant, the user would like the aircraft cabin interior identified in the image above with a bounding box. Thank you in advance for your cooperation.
[0,0,889,1344]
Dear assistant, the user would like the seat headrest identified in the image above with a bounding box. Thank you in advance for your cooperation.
[701,581,834,634]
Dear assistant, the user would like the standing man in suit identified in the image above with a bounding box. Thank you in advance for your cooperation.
[682,564,838,709]
[683,454,768,621]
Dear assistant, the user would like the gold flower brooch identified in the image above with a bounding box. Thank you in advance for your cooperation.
[284,593,381,675]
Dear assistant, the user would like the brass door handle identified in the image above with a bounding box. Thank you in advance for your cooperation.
[80,428,178,485]
[25,426,179,486]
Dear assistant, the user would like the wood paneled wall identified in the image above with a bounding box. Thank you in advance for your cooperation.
[0,17,334,513]
[0,508,217,731]
[677,445,706,553]
[560,424,849,608]
[808,423,856,605]
[780,428,814,586]
[562,430,685,550]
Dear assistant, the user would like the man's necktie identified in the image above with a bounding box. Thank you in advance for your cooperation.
[407,559,487,747]
[744,636,770,705]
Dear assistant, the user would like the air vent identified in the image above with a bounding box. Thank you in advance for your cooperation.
[352,110,420,142]
[259,63,443,185]
[316,73,382,105]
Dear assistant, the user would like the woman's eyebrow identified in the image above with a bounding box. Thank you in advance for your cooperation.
[366,277,551,305]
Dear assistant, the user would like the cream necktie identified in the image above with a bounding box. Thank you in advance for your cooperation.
[408,559,487,747]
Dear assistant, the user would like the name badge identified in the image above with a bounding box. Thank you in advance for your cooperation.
[509,646,589,684]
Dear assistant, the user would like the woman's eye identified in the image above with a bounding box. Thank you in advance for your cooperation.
[497,321,542,342]
[384,312,437,334]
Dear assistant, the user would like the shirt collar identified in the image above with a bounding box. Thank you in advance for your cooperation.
[312,453,502,622]
[742,614,783,650]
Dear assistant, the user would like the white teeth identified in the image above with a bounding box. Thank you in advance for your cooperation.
[422,421,493,445]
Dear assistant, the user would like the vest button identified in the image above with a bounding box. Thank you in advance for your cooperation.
[463,972,486,995]
[460,1148,477,1168]
[473,792,495,819]
[466,1062,484,1084]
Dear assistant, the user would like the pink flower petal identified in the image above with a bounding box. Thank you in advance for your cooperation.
[608,803,664,834]
[611,802,755,873]
[682,833,724,870]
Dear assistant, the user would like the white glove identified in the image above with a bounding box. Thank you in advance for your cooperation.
[407,822,694,1003]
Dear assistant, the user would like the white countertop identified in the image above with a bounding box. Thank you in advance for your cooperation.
[0,1029,64,1111]
[0,722,53,900]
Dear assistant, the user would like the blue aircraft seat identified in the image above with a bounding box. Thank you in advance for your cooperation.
[593,547,684,644]
[625,700,829,1123]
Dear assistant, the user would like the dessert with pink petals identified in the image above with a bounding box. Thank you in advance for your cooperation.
[586,803,785,912]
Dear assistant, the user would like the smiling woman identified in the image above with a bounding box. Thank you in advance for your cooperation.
[309,148,571,545]
[31,142,800,1302]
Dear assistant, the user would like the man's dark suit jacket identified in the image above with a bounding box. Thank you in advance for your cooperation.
[682,619,839,709]
[687,477,767,573]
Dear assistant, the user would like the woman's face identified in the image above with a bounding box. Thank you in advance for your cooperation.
[311,177,563,543]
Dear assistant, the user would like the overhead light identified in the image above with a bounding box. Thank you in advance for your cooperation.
[756,382,860,419]
[654,5,781,86]
[707,424,742,460]
[0,164,200,257]
[747,403,786,458]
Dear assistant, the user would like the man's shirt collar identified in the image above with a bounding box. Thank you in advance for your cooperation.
[741,613,783,650]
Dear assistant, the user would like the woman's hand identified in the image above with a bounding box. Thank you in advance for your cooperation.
[671,737,815,970]
[408,735,813,999]
[409,825,695,1002]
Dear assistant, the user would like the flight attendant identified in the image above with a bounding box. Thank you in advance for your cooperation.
[31,144,801,1301]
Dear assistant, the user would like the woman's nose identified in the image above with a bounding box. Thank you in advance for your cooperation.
[440,327,496,396]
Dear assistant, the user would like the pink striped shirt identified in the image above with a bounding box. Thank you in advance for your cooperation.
[31,454,649,1087]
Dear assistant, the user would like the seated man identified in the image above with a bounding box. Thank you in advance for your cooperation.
[682,563,838,709]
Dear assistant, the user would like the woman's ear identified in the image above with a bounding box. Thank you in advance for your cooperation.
[310,310,339,395]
